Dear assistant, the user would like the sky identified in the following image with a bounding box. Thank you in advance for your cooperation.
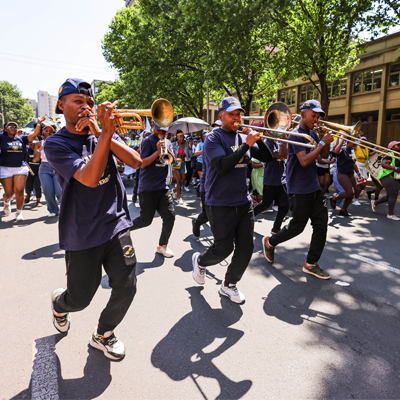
[0,0,124,100]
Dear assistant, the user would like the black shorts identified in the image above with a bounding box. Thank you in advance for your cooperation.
[196,162,203,172]
[316,166,329,177]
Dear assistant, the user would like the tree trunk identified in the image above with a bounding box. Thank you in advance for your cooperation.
[318,73,330,119]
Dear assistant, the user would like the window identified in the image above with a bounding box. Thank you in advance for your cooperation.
[327,77,347,98]
[300,83,319,103]
[389,63,400,87]
[353,69,382,93]
[279,88,296,105]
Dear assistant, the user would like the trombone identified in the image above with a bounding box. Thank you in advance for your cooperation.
[88,98,174,135]
[237,102,317,148]
[291,116,400,161]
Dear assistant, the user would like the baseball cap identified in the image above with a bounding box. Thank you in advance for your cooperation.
[153,123,169,132]
[56,78,93,114]
[6,121,18,128]
[211,120,222,127]
[388,141,400,149]
[300,99,326,118]
[218,97,245,113]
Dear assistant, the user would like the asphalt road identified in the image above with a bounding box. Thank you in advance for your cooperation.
[1,179,400,400]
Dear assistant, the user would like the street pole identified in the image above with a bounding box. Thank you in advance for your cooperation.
[206,80,209,124]
[1,98,4,130]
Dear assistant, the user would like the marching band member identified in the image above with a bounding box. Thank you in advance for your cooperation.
[353,133,369,205]
[131,123,176,257]
[372,141,400,220]
[330,137,359,216]
[191,97,273,304]
[0,119,42,220]
[254,138,289,235]
[45,78,142,360]
[262,100,333,279]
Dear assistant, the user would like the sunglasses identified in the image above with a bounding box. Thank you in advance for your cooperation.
[7,125,17,129]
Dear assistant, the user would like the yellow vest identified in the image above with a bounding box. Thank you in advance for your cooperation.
[355,146,369,163]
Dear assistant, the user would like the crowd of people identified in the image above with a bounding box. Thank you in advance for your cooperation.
[1,78,399,362]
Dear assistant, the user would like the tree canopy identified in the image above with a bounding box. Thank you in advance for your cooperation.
[0,81,34,128]
[101,0,400,119]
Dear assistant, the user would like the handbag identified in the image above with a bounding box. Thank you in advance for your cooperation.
[172,158,182,170]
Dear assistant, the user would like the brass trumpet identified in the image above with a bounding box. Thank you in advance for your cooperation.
[88,98,174,135]
[291,116,400,161]
[237,102,317,148]
[159,139,174,165]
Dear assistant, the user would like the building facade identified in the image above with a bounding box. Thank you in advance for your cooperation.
[37,90,59,120]
[277,31,400,146]
[26,99,37,118]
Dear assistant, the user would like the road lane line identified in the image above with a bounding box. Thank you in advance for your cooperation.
[31,336,59,400]
[351,254,400,276]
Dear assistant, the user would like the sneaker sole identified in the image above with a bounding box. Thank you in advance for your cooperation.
[192,253,205,285]
[51,288,70,333]
[262,236,274,263]
[218,287,245,304]
[302,267,330,280]
[89,337,125,361]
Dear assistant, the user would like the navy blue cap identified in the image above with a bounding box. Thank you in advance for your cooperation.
[300,99,326,118]
[55,78,93,114]
[153,123,169,132]
[217,97,245,113]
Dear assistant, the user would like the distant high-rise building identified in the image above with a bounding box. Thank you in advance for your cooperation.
[37,90,59,119]
[125,0,135,7]
[26,99,37,118]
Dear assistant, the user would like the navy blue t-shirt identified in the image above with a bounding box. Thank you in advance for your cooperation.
[263,140,285,186]
[0,134,29,167]
[138,134,173,193]
[286,126,320,195]
[44,128,132,251]
[337,147,356,175]
[203,128,260,207]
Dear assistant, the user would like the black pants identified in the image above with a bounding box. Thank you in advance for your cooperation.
[269,190,328,264]
[198,203,254,285]
[185,161,193,187]
[25,173,42,198]
[375,175,400,215]
[133,169,140,198]
[53,229,137,335]
[254,184,289,233]
[194,192,209,226]
[131,189,175,246]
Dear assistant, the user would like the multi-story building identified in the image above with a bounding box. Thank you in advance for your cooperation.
[276,31,400,146]
[26,99,37,118]
[37,90,59,120]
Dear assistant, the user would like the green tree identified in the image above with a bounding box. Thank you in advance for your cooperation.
[0,81,34,128]
[270,0,400,116]
[102,0,288,117]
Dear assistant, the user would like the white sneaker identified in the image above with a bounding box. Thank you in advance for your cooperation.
[192,252,206,285]
[177,198,184,205]
[272,205,279,212]
[183,186,190,192]
[47,212,58,217]
[219,283,245,304]
[371,200,376,213]
[15,212,24,221]
[335,206,342,211]
[352,199,361,206]
[3,202,10,215]
[387,215,400,221]
[51,288,70,333]
[157,245,174,258]
[90,328,125,360]
[171,191,177,200]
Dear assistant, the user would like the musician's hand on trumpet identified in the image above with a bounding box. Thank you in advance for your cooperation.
[241,127,261,147]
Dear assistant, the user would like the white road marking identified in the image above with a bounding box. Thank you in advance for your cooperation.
[351,254,400,276]
[31,336,59,400]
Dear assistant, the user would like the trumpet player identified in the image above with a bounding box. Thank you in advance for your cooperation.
[262,100,334,279]
[45,78,142,360]
[131,123,176,258]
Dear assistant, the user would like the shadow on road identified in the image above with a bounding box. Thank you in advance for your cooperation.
[22,242,64,260]
[151,286,252,400]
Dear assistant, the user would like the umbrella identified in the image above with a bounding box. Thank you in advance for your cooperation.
[168,117,209,134]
